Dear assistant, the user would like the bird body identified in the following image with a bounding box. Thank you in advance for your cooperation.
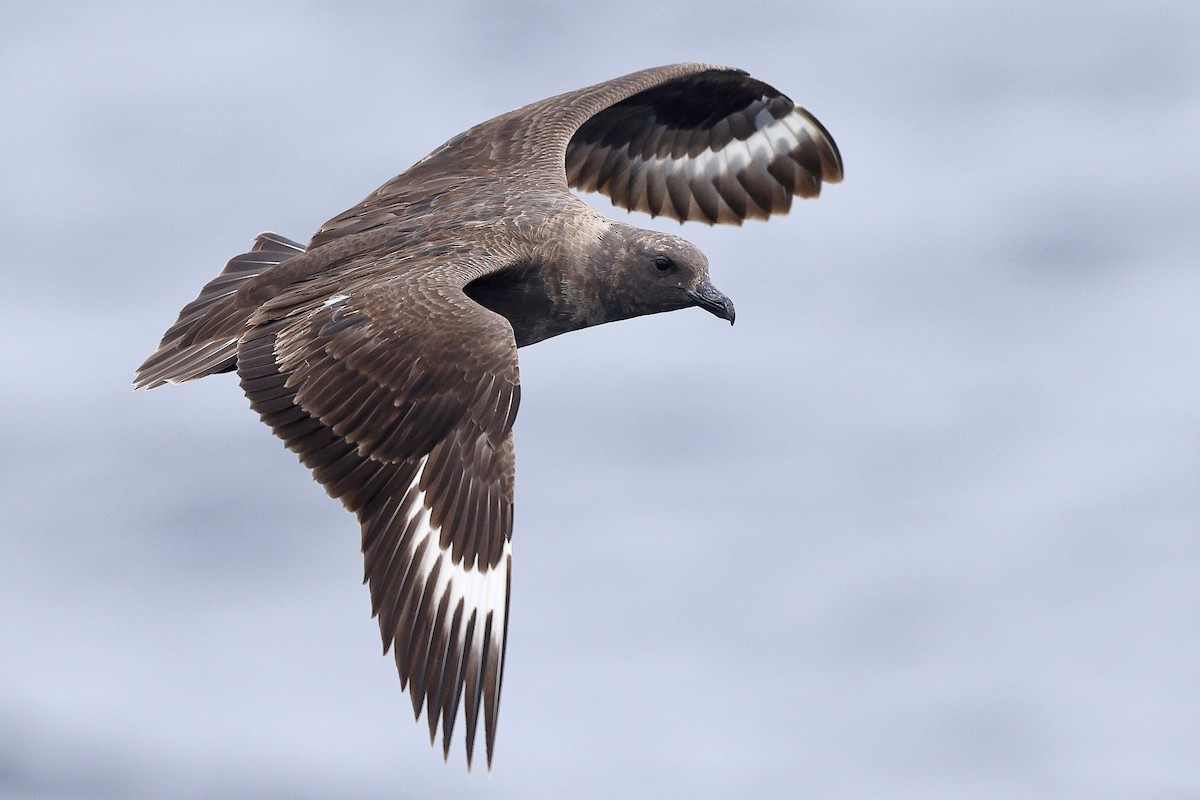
[136,63,842,768]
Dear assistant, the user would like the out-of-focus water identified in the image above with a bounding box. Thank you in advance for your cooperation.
[2,1,1197,797]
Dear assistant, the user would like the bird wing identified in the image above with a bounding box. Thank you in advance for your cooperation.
[236,251,520,769]
[560,65,844,224]
[309,64,843,245]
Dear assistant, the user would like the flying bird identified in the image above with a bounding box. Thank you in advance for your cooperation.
[135,63,842,768]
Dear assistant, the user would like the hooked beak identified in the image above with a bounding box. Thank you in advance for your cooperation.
[685,280,736,325]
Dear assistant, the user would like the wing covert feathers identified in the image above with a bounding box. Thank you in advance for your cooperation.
[237,279,519,769]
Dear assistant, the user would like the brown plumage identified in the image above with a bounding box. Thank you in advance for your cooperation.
[134,63,842,768]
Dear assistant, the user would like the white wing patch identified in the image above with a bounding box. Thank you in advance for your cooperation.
[639,108,824,194]
[570,104,838,223]
[386,454,510,765]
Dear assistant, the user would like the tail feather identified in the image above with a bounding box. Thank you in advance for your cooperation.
[134,232,307,389]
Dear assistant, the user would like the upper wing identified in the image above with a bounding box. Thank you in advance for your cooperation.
[236,257,520,769]
[564,68,844,224]
[308,64,842,247]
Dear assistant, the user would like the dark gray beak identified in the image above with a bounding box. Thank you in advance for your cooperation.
[685,280,736,325]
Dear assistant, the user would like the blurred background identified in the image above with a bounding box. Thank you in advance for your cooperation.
[2,1,1197,798]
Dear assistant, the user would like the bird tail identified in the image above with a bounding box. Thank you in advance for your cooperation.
[134,232,307,389]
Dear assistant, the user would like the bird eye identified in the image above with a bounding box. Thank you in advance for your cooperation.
[654,255,674,272]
